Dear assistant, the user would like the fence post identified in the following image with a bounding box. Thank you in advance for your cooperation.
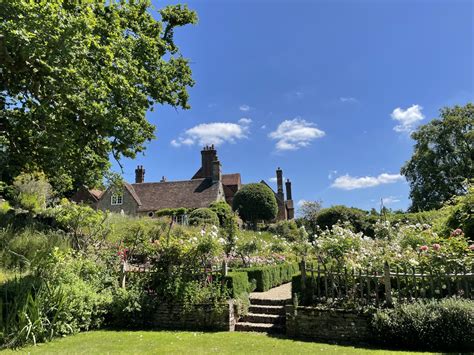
[121,261,127,289]
[222,259,228,276]
[384,261,393,307]
[300,259,306,296]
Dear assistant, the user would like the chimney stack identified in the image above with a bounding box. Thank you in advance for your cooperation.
[276,167,284,200]
[201,144,217,178]
[135,165,145,183]
[212,157,222,183]
[285,179,292,200]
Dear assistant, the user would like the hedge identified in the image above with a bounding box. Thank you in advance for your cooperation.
[224,272,250,298]
[236,263,300,292]
[372,298,474,351]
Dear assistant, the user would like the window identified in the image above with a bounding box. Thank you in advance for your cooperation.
[111,193,123,205]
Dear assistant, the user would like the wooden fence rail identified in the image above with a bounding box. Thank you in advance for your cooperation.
[300,260,474,306]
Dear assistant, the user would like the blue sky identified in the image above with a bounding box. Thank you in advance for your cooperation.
[113,0,473,213]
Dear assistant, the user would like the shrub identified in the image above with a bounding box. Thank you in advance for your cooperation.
[445,186,474,239]
[224,271,250,298]
[209,201,233,226]
[267,220,299,241]
[11,172,53,212]
[372,298,474,351]
[236,263,299,292]
[188,208,219,226]
[232,183,278,225]
[316,205,374,236]
[0,201,10,214]
[0,250,113,348]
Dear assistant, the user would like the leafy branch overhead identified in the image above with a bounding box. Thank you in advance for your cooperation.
[0,1,197,193]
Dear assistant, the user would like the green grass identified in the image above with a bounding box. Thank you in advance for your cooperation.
[1,330,434,354]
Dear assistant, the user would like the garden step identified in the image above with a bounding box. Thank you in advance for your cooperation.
[235,322,284,333]
[249,298,290,306]
[241,313,285,325]
[248,305,285,315]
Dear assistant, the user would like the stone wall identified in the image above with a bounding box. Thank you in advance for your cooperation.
[150,301,236,331]
[285,305,372,344]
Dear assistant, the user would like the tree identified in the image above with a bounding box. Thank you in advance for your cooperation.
[401,104,474,211]
[232,183,278,226]
[0,1,197,194]
[316,205,375,237]
[298,200,322,235]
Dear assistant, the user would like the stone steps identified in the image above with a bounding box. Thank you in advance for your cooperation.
[240,313,285,324]
[248,305,285,315]
[235,297,289,333]
[248,297,289,306]
[234,322,284,333]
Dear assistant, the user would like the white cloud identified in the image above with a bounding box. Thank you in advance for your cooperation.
[261,125,267,130]
[239,104,250,112]
[269,118,325,151]
[331,173,404,190]
[382,196,401,205]
[340,97,358,103]
[238,117,252,125]
[171,119,251,147]
[391,104,424,132]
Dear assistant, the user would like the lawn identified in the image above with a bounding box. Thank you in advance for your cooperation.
[1,330,433,355]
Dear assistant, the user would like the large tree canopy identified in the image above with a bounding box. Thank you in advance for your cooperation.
[0,0,197,193]
[401,103,474,211]
[232,183,278,225]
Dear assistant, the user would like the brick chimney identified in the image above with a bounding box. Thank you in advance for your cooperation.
[285,179,292,200]
[201,145,217,178]
[212,157,221,183]
[135,165,145,183]
[276,167,284,200]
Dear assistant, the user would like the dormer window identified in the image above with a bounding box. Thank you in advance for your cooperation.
[111,193,123,205]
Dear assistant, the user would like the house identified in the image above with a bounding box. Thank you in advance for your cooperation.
[73,145,294,220]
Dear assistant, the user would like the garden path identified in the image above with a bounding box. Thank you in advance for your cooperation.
[250,282,291,300]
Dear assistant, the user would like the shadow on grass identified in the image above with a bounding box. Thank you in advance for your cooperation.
[264,332,471,354]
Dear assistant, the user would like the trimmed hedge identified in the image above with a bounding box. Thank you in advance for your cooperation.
[224,272,250,298]
[236,263,299,292]
[372,298,474,351]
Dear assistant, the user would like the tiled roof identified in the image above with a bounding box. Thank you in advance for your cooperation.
[130,178,222,212]
[89,189,103,200]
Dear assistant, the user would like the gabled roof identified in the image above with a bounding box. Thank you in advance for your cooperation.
[222,173,241,186]
[130,178,222,212]
[89,189,103,200]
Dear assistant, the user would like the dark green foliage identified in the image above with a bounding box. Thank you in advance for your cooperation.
[236,263,299,292]
[224,272,250,298]
[0,1,197,193]
[401,104,474,211]
[316,205,375,237]
[446,186,474,239]
[232,183,278,224]
[372,298,474,351]
[0,251,113,348]
[188,208,219,226]
[209,201,232,226]
[155,208,189,218]
[267,220,299,241]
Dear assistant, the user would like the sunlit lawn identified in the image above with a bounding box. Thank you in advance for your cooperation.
[1,330,434,354]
